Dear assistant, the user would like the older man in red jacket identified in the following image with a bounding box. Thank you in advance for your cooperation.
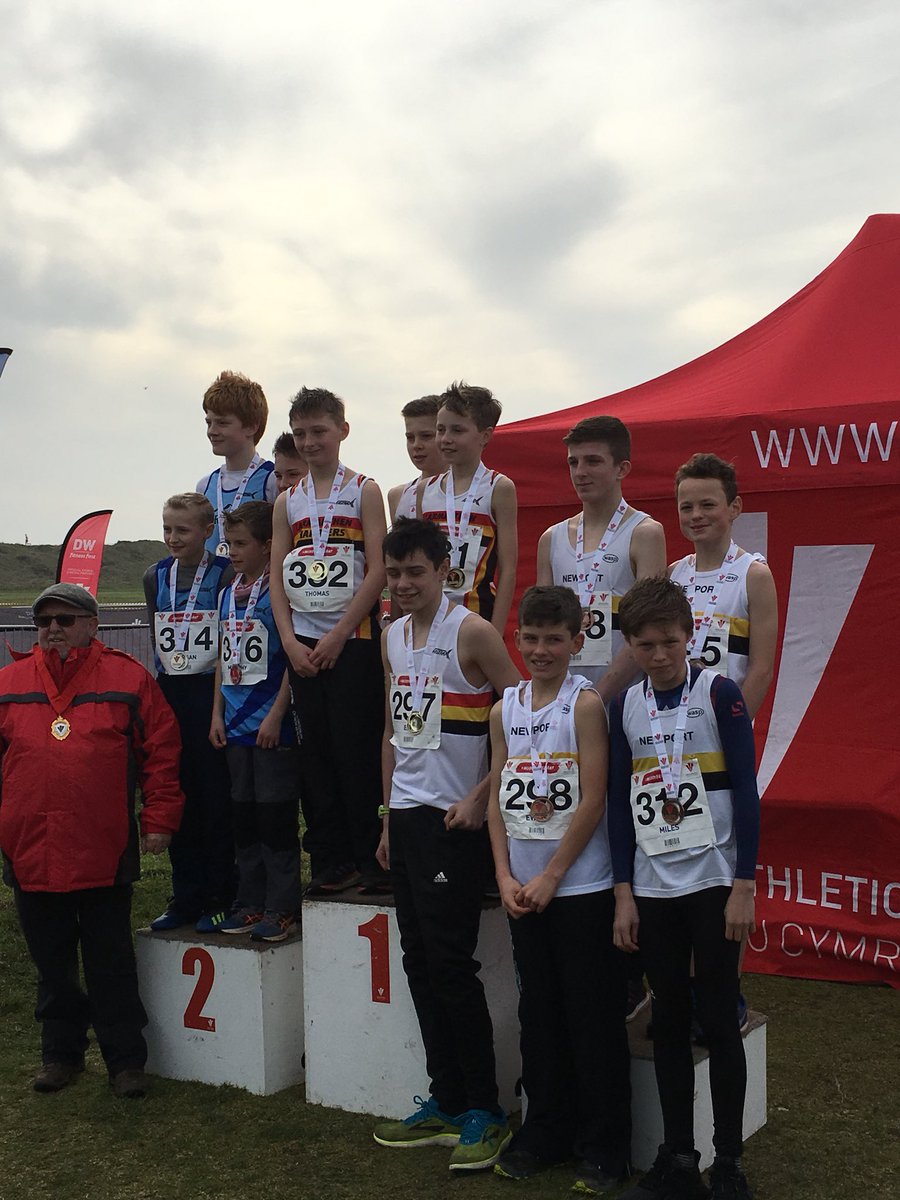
[0,583,184,1098]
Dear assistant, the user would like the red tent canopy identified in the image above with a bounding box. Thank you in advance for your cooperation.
[488,214,900,987]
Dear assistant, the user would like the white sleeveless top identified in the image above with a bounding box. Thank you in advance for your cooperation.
[621,670,737,898]
[420,467,501,621]
[670,550,762,687]
[500,675,612,896]
[547,507,649,687]
[283,471,380,641]
[387,605,494,812]
[393,479,419,521]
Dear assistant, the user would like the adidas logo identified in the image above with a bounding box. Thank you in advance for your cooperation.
[433,871,449,884]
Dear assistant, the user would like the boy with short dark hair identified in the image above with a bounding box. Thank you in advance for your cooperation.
[536,414,667,704]
[373,517,520,1172]
[669,453,777,720]
[269,386,387,893]
[210,501,301,942]
[144,492,235,932]
[420,381,518,634]
[272,431,307,494]
[388,395,444,522]
[197,370,278,555]
[608,577,760,1200]
[487,585,631,1191]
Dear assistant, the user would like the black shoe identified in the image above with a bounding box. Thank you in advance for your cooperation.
[110,1068,149,1099]
[709,1160,752,1200]
[494,1148,550,1180]
[620,1147,709,1200]
[305,863,362,896]
[573,1159,631,1193]
[357,866,393,895]
[33,1062,84,1093]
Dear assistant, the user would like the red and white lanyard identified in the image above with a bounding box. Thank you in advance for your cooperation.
[574,499,628,606]
[403,597,450,714]
[684,540,737,655]
[216,453,262,543]
[643,672,691,799]
[226,570,267,673]
[168,553,210,652]
[306,464,346,558]
[444,463,488,561]
[527,675,579,797]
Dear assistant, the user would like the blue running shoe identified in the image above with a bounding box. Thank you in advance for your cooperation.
[373,1095,464,1148]
[449,1107,511,1171]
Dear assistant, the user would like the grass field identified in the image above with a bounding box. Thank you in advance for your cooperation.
[0,860,896,1200]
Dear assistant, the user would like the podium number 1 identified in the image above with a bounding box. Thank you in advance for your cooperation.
[182,947,217,1031]
[358,913,391,1004]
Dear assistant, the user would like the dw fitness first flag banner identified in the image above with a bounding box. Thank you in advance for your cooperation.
[56,510,113,596]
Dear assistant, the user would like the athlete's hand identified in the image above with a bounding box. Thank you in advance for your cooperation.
[376,829,390,871]
[309,627,349,671]
[613,888,640,952]
[287,639,319,678]
[515,871,559,915]
[141,833,171,855]
[725,881,756,941]
[498,875,530,919]
[209,714,227,749]
[444,792,485,831]
[256,710,282,749]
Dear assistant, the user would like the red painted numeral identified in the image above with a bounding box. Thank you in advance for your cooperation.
[182,947,217,1031]
[357,912,391,1004]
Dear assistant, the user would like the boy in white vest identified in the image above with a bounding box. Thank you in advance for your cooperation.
[488,585,632,1193]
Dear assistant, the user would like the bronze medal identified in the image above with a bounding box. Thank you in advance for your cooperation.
[661,798,684,827]
[446,567,466,590]
[529,797,554,823]
[216,542,229,558]
[581,608,592,631]
[51,716,71,741]
[229,664,243,685]
[406,711,425,735]
[170,651,189,672]
[308,559,328,585]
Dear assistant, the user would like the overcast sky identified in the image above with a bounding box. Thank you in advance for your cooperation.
[2,0,898,544]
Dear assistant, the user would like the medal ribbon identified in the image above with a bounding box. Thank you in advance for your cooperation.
[168,552,210,652]
[226,569,268,676]
[306,464,346,559]
[34,640,105,725]
[574,499,629,606]
[215,453,263,545]
[684,540,738,656]
[403,596,450,717]
[643,670,691,799]
[527,674,581,797]
[444,463,489,566]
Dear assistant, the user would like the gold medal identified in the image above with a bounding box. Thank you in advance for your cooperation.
[529,797,554,823]
[51,716,71,741]
[406,711,425,735]
[446,567,466,590]
[170,651,189,672]
[661,798,684,827]
[308,559,328,585]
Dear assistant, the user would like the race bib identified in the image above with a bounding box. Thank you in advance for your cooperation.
[629,759,715,856]
[220,619,269,686]
[499,757,580,840]
[389,673,442,750]
[693,616,729,675]
[154,610,218,675]
[570,593,613,667]
[283,543,354,613]
[444,526,482,597]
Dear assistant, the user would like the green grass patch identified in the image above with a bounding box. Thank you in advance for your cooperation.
[0,540,165,606]
[0,862,896,1200]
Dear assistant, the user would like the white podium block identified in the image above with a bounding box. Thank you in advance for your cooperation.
[302,894,520,1117]
[628,1011,767,1171]
[136,928,304,1096]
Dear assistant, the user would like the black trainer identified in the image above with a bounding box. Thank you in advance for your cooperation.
[573,1158,631,1194]
[709,1159,753,1200]
[619,1147,710,1200]
[494,1148,550,1180]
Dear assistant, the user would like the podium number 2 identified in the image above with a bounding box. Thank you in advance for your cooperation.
[358,913,391,1004]
[182,947,217,1031]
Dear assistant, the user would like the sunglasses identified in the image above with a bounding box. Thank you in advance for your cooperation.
[34,613,95,628]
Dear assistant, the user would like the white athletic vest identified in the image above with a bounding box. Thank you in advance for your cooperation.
[547,507,649,687]
[387,605,493,812]
[393,479,419,521]
[670,550,761,688]
[420,467,500,620]
[621,670,737,898]
[283,471,379,641]
[501,676,612,896]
